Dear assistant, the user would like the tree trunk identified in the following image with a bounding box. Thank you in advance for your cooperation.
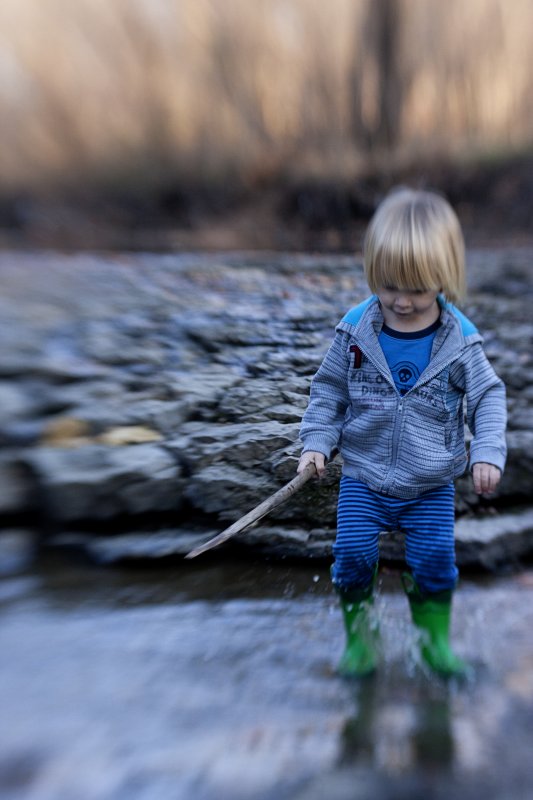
[350,0,403,152]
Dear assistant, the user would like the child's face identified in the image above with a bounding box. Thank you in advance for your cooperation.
[376,285,440,327]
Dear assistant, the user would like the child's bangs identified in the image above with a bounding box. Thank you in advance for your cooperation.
[372,241,442,293]
[364,187,466,303]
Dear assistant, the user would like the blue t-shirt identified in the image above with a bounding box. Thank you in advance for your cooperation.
[378,319,441,395]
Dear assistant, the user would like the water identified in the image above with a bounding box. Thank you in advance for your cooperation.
[1,558,533,800]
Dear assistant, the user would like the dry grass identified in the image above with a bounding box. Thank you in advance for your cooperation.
[0,0,532,194]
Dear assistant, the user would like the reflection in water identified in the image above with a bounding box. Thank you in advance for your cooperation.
[339,678,453,773]
[339,679,379,765]
[413,692,454,768]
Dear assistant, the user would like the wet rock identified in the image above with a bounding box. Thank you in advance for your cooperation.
[0,530,36,575]
[50,528,218,564]
[82,320,166,367]
[0,419,45,448]
[22,444,184,521]
[216,380,300,422]
[0,250,531,568]
[499,430,533,499]
[373,510,533,568]
[0,455,34,515]
[41,507,533,575]
[0,383,41,423]
[167,369,242,405]
[185,465,278,519]
[454,509,533,569]
[41,417,92,447]
[167,421,301,471]
[97,426,162,446]
[236,525,333,558]
[110,398,192,433]
[194,508,533,568]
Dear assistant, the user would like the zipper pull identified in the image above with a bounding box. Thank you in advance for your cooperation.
[349,345,362,369]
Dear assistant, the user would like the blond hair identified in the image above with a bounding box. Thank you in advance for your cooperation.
[364,188,466,304]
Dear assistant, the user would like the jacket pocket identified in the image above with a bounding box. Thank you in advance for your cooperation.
[400,386,456,480]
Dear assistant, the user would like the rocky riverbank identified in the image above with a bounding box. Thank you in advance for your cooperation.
[0,248,531,571]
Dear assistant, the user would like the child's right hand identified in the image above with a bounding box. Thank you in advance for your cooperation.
[297,451,326,478]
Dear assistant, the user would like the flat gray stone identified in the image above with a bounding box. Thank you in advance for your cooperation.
[22,444,184,521]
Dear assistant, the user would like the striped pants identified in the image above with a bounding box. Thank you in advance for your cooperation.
[332,477,458,595]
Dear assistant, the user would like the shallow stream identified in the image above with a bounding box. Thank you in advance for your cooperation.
[1,557,532,800]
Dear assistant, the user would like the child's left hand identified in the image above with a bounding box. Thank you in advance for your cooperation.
[472,462,501,496]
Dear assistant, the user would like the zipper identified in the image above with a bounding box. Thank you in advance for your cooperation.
[380,352,464,493]
[353,338,464,494]
[381,397,404,494]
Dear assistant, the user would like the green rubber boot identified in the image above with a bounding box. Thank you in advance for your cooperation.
[336,580,379,678]
[402,573,470,678]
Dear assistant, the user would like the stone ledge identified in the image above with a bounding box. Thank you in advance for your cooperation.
[39,508,533,572]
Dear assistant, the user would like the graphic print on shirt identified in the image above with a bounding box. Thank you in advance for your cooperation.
[390,361,421,395]
[378,319,441,398]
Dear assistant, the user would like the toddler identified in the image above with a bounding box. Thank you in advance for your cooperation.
[298,188,507,678]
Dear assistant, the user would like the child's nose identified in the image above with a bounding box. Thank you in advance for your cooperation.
[396,293,411,306]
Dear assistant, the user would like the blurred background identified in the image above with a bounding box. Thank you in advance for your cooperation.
[2,4,533,800]
[1,0,533,250]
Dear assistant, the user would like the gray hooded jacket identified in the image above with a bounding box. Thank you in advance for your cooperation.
[300,296,507,499]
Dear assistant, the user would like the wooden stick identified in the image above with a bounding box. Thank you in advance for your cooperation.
[184,462,317,559]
